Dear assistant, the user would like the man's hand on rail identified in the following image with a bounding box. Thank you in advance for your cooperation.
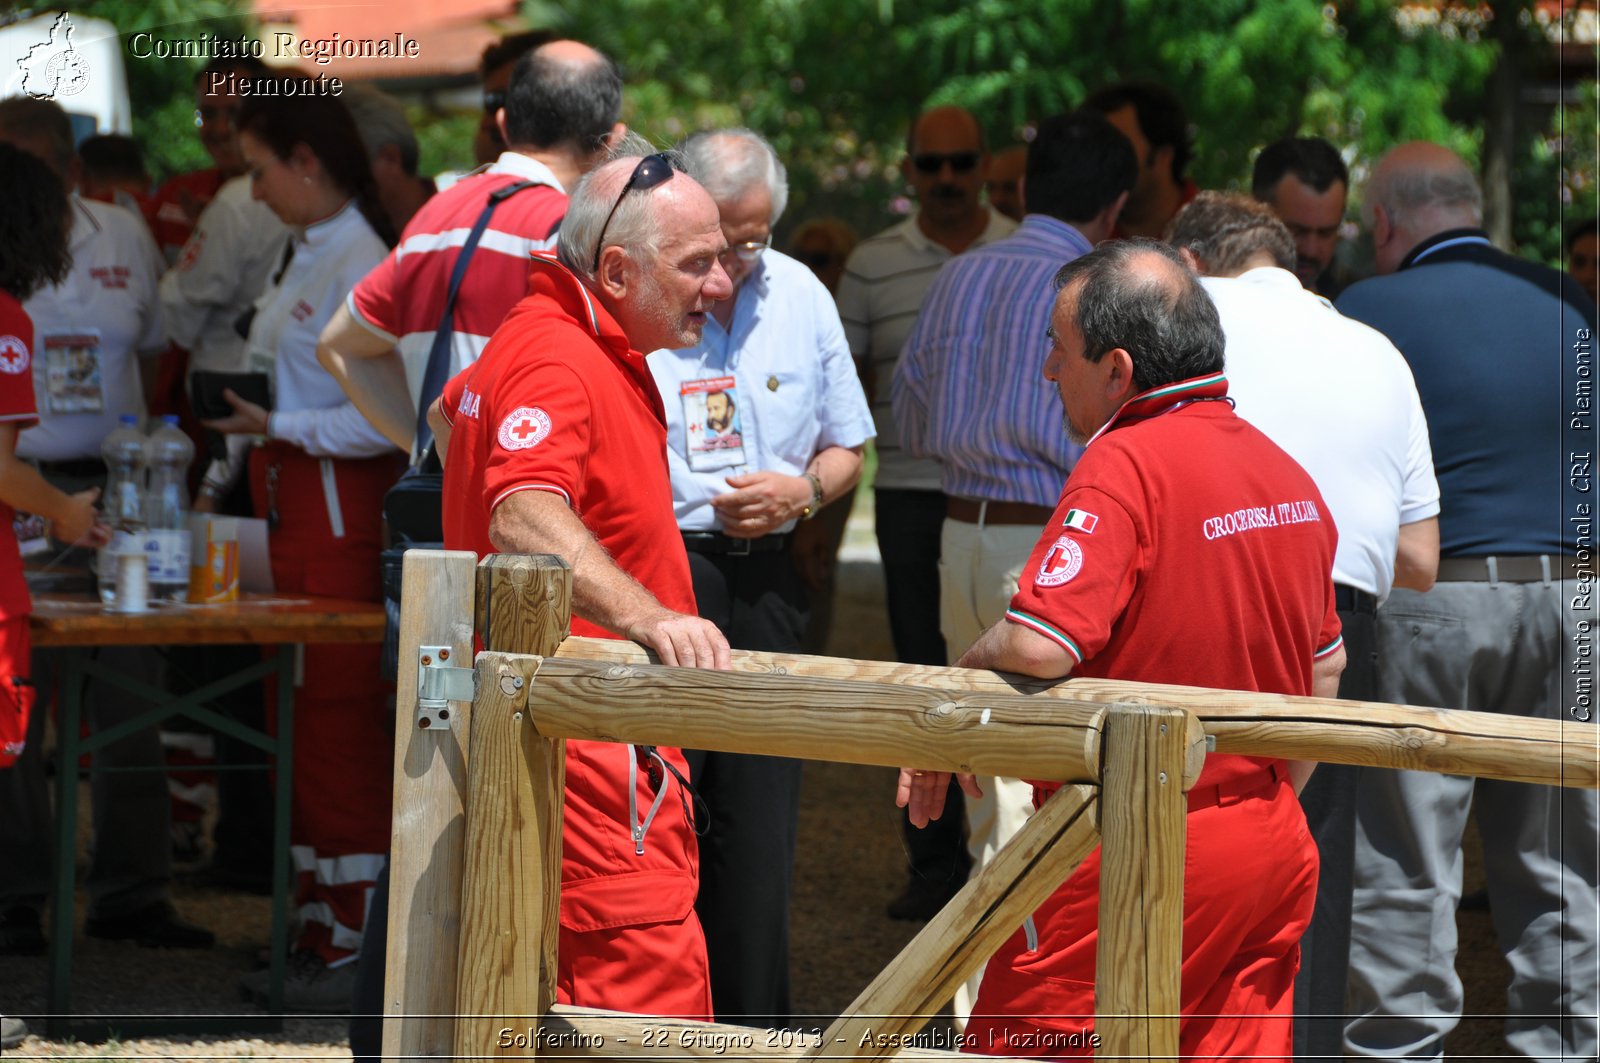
[628,606,732,670]
[897,768,983,828]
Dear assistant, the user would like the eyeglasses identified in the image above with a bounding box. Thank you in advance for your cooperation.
[482,90,506,116]
[590,152,680,273]
[910,151,981,175]
[719,237,770,266]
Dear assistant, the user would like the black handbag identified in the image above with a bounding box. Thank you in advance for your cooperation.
[380,179,538,680]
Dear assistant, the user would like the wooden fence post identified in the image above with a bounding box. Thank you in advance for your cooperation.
[453,555,571,1058]
[383,549,479,1060]
[1095,704,1190,1062]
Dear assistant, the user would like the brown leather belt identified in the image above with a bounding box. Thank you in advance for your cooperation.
[1435,555,1582,583]
[946,498,1056,526]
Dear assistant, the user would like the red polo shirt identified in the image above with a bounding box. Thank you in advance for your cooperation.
[439,253,696,630]
[1007,372,1341,792]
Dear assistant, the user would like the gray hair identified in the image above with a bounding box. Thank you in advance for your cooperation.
[557,131,687,277]
[1167,191,1296,275]
[678,127,788,224]
[342,83,419,176]
[1366,152,1482,231]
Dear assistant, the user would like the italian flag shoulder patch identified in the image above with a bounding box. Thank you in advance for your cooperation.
[1062,509,1098,534]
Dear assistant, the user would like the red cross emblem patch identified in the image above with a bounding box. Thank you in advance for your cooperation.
[0,335,29,375]
[497,406,552,451]
[1035,535,1083,588]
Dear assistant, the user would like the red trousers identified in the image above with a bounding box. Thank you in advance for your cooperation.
[251,442,403,964]
[555,739,712,1019]
[970,773,1317,1062]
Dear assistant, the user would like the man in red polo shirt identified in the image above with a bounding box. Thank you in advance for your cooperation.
[901,240,1345,1061]
[428,144,733,1017]
[321,39,625,452]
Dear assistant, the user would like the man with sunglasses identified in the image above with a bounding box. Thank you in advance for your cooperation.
[647,128,872,1030]
[472,30,557,166]
[427,142,733,1018]
[836,105,1015,925]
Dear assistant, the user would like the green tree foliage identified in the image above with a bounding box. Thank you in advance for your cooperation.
[54,0,254,181]
[531,0,1590,260]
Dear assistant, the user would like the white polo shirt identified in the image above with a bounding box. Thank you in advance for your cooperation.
[159,175,290,375]
[836,208,1015,492]
[21,196,166,462]
[1204,266,1439,600]
[249,200,394,458]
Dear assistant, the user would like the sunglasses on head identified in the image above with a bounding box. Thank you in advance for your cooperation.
[482,90,506,116]
[590,152,682,273]
[910,150,981,175]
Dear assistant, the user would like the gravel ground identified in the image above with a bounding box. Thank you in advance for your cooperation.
[3,511,1513,1059]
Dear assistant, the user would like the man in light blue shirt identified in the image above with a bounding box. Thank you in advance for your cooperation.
[649,127,872,1031]
[892,110,1134,1021]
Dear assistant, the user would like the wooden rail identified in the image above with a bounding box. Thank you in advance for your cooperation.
[384,550,1599,1061]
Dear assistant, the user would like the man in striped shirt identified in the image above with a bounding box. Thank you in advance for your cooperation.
[318,39,626,453]
[836,105,1015,923]
[892,110,1134,1019]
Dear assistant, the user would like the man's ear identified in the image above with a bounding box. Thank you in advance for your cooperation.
[594,246,632,300]
[1177,246,1205,274]
[1370,203,1393,250]
[1151,143,1175,179]
[494,109,510,148]
[1103,347,1138,405]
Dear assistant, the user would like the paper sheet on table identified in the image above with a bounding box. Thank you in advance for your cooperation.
[235,517,274,594]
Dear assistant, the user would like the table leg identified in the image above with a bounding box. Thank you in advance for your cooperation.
[266,646,296,1014]
[47,650,85,1036]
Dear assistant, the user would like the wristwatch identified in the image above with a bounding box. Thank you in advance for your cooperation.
[799,472,824,520]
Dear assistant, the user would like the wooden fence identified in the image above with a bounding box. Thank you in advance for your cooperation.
[381,550,1599,1061]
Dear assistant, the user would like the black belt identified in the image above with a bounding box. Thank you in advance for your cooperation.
[1435,555,1581,583]
[680,530,791,557]
[1334,584,1377,615]
[34,458,105,479]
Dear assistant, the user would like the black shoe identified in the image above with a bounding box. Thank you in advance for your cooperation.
[0,905,45,956]
[86,901,215,949]
[886,876,964,921]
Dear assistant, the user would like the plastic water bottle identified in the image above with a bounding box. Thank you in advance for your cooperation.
[144,415,194,603]
[97,415,147,605]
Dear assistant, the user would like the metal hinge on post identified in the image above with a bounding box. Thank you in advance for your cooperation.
[416,645,475,731]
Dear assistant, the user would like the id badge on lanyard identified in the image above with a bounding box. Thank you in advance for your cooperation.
[42,329,105,414]
[681,375,746,472]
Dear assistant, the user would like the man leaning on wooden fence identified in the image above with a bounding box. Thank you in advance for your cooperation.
[427,139,733,1017]
[900,239,1346,1060]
